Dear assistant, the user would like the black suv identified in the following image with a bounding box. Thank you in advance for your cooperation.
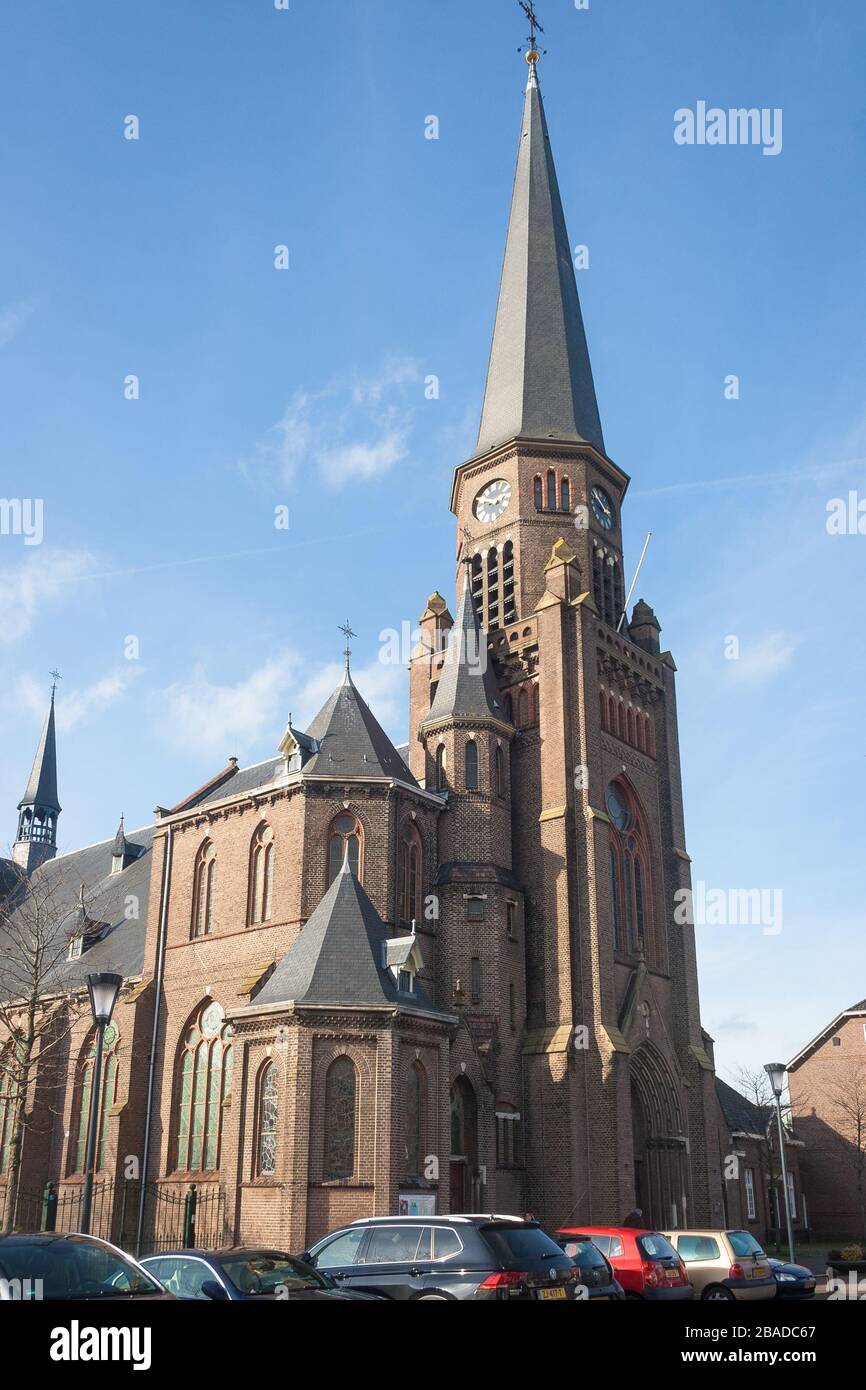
[300,1216,579,1301]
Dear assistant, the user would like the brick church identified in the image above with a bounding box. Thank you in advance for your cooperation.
[0,48,725,1249]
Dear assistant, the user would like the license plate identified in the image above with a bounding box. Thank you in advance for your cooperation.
[536,1287,567,1300]
[665,1269,679,1282]
[751,1266,768,1278]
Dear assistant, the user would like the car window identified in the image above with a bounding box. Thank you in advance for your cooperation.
[678,1236,720,1262]
[558,1239,609,1273]
[609,1238,624,1257]
[728,1231,766,1258]
[638,1234,679,1261]
[483,1226,566,1262]
[364,1226,428,1264]
[311,1228,366,1269]
[433,1228,463,1260]
[149,1257,214,1300]
[220,1256,323,1295]
[0,1238,161,1300]
[588,1234,610,1255]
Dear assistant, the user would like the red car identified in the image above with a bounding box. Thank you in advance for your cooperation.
[556,1226,693,1301]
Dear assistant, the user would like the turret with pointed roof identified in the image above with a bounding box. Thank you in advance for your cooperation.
[420,575,505,733]
[13,688,61,873]
[475,56,604,459]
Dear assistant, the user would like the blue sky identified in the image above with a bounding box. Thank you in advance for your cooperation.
[1,0,864,1079]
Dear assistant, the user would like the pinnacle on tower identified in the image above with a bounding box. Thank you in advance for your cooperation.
[13,686,61,874]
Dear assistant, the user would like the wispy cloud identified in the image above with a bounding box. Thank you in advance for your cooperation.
[0,300,35,348]
[0,549,96,643]
[16,668,139,731]
[726,631,798,685]
[242,356,421,491]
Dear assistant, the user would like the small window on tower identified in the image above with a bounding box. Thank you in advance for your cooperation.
[547,470,557,510]
[506,901,517,941]
[561,478,571,512]
[466,897,484,922]
[470,957,482,1002]
[534,476,543,510]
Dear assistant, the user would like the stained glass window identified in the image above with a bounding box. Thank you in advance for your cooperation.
[175,1004,233,1173]
[323,1056,356,1181]
[249,824,275,925]
[405,1063,426,1175]
[71,1024,119,1175]
[192,842,216,938]
[257,1063,278,1177]
[327,815,361,885]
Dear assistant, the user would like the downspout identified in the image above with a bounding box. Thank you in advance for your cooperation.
[135,823,173,1254]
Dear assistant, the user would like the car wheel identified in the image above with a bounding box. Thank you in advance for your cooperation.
[416,1294,449,1301]
[702,1286,735,1301]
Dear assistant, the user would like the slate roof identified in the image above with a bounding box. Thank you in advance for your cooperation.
[300,673,417,784]
[474,63,605,460]
[18,693,60,813]
[421,579,504,729]
[0,826,155,1000]
[716,1078,770,1137]
[253,860,447,1016]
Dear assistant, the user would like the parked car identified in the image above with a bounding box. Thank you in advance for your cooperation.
[663,1229,776,1301]
[768,1256,817,1298]
[0,1233,172,1301]
[301,1215,580,1300]
[554,1233,625,1299]
[141,1247,380,1300]
[563,1226,692,1300]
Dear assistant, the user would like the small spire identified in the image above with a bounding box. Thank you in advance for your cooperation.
[13,680,61,873]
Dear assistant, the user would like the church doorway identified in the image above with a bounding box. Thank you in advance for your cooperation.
[449,1076,479,1212]
[630,1045,691,1230]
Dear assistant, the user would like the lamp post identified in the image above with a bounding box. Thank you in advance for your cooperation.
[764,1062,795,1264]
[80,973,123,1235]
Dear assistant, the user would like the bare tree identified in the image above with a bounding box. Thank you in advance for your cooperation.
[820,1065,866,1241]
[732,1066,786,1243]
[0,868,91,1233]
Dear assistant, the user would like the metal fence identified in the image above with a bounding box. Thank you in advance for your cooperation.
[0,1177,228,1255]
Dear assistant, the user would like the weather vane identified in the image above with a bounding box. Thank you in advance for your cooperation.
[518,1,546,64]
[49,668,62,696]
[338,620,356,672]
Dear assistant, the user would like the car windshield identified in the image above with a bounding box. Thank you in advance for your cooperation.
[218,1255,324,1295]
[0,1237,162,1300]
[484,1225,566,1263]
[557,1239,610,1273]
[728,1231,766,1258]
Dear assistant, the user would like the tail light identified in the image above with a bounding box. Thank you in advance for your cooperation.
[478,1270,528,1289]
[641,1260,661,1289]
[729,1262,746,1282]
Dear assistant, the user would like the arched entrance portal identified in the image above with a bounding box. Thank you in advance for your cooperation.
[449,1076,479,1212]
[630,1045,691,1230]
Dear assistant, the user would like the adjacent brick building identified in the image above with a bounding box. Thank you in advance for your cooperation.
[1,49,727,1250]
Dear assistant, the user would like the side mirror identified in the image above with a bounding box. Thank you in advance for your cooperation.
[201,1279,229,1302]
[298,1251,313,1265]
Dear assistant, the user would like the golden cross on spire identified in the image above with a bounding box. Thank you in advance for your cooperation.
[519,1,546,66]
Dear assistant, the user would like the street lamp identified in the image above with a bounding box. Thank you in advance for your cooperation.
[80,972,123,1235]
[764,1061,795,1264]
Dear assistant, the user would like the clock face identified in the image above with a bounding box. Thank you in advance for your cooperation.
[474,478,512,524]
[590,485,615,530]
[605,784,631,832]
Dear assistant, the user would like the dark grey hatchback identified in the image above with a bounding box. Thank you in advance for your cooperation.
[301,1216,579,1301]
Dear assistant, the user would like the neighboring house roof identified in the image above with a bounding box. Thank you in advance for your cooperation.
[788,998,866,1070]
[421,579,505,730]
[0,826,155,999]
[716,1077,770,1139]
[251,858,448,1017]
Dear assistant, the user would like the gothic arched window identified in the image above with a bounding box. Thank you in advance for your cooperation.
[327,814,362,885]
[503,693,513,724]
[174,1002,233,1173]
[644,714,654,757]
[607,782,658,966]
[599,691,608,731]
[486,548,500,628]
[192,841,216,938]
[435,744,448,792]
[534,475,543,509]
[398,822,423,924]
[547,469,557,510]
[71,1024,119,1175]
[465,739,479,790]
[561,477,571,512]
[323,1056,357,1181]
[517,688,529,728]
[248,823,275,925]
[495,745,506,798]
[256,1062,278,1177]
[405,1061,427,1176]
[502,540,516,624]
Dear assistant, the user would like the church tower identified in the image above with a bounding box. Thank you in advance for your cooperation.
[13,686,61,874]
[416,43,723,1230]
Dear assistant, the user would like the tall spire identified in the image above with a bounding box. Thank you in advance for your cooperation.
[13,685,61,873]
[474,49,605,459]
